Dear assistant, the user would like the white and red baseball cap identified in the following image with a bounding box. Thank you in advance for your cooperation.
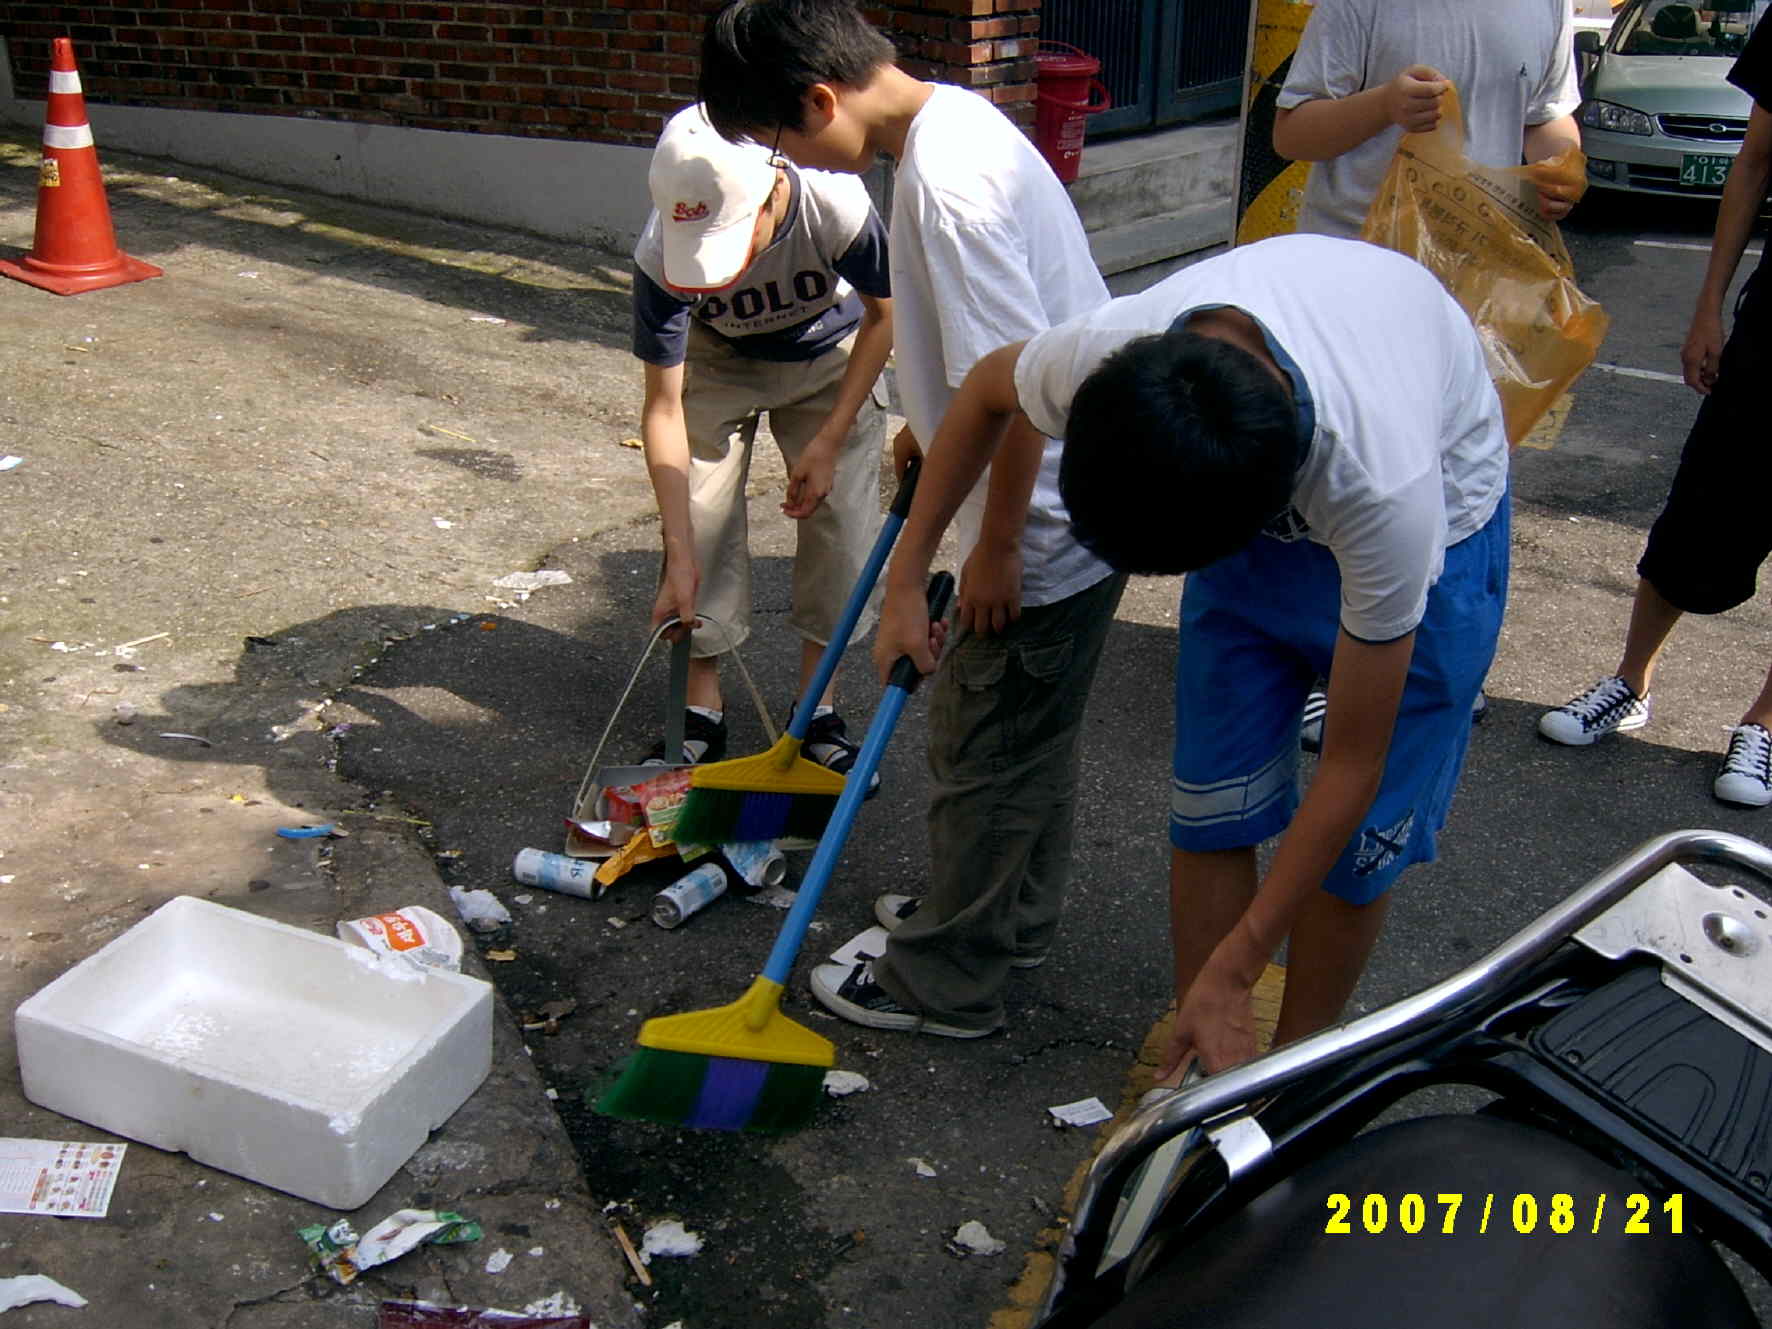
[649,103,779,292]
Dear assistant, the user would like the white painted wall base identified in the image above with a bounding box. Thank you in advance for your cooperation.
[0,36,653,251]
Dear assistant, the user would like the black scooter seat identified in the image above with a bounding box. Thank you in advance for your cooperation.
[1092,1113,1755,1328]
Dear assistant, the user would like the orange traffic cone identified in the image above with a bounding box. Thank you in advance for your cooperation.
[0,37,162,295]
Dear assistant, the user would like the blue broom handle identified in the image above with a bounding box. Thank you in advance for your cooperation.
[763,570,954,985]
[787,457,921,743]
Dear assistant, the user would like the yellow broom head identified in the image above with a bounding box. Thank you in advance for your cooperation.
[688,734,847,798]
[637,976,835,1068]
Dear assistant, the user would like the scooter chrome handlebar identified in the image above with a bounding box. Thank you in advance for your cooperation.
[1046,829,1772,1320]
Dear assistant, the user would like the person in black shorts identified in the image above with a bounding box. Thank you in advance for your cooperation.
[1537,14,1772,805]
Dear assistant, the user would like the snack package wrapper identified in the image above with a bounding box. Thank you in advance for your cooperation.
[1361,82,1609,447]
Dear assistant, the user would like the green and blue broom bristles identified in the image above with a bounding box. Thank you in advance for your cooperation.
[592,976,835,1134]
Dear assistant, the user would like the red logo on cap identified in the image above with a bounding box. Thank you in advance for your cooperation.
[672,201,709,222]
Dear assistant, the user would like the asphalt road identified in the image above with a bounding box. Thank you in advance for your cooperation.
[4,123,1771,1326]
[323,187,1772,1327]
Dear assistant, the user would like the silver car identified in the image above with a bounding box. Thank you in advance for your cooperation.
[1577,0,1767,197]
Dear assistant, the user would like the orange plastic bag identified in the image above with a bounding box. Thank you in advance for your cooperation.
[1361,83,1609,447]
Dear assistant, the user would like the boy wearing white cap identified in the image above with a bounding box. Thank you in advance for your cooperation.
[632,103,893,771]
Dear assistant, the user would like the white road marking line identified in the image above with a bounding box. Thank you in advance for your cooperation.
[1592,362,1685,384]
[1633,239,1763,256]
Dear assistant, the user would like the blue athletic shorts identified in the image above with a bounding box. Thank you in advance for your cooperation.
[1169,491,1510,906]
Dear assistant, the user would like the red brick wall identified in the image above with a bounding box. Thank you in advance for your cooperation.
[1,2,1041,147]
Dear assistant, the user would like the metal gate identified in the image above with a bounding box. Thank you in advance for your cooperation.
[1042,0,1250,137]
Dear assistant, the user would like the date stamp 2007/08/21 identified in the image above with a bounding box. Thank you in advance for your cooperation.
[1325,1192,1686,1237]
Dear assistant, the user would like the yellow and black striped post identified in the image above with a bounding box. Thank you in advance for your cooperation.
[1233,0,1315,246]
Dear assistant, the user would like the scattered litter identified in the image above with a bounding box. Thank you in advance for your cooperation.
[544,1088,559,1101]
[745,885,798,910]
[423,424,478,443]
[238,270,260,278]
[448,887,512,932]
[521,1295,583,1319]
[484,1248,513,1275]
[0,1275,87,1312]
[491,570,573,601]
[519,999,577,1034]
[514,893,533,905]
[0,1139,126,1217]
[909,1157,937,1178]
[49,641,90,653]
[1048,1097,1114,1128]
[486,949,518,963]
[823,1070,871,1097]
[113,703,137,725]
[0,456,23,472]
[0,876,13,885]
[117,631,169,650]
[337,907,463,972]
[948,1219,1006,1257]
[544,1198,561,1211]
[468,315,508,324]
[379,1302,589,1328]
[831,925,889,967]
[434,517,455,529]
[276,823,338,839]
[640,1219,703,1263]
[619,437,643,449]
[611,1220,653,1286]
[301,1210,482,1285]
[526,1246,544,1257]
[158,732,213,747]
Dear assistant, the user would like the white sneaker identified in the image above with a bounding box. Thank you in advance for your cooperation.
[873,893,1047,968]
[1715,724,1772,807]
[808,959,998,1038]
[1538,675,1651,746]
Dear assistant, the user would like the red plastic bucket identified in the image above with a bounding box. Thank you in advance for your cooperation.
[1034,41,1112,184]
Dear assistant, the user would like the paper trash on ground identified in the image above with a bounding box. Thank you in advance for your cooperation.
[949,1220,1007,1256]
[1048,1097,1114,1128]
[0,1138,126,1218]
[449,887,512,931]
[640,1219,703,1263]
[377,1300,589,1328]
[823,1070,871,1097]
[830,925,889,967]
[0,1275,87,1312]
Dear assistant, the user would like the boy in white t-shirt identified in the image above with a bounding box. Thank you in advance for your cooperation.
[699,0,1126,1038]
[874,235,1510,1077]
[632,103,893,772]
[1273,0,1584,238]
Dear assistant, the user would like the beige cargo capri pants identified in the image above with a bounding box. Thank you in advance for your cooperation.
[679,324,887,660]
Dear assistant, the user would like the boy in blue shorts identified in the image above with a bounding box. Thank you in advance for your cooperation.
[875,234,1509,1076]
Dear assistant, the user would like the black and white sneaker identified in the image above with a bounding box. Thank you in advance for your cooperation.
[1715,723,1772,807]
[1537,675,1651,747]
[641,708,727,766]
[801,708,880,796]
[809,958,997,1038]
[873,893,1046,969]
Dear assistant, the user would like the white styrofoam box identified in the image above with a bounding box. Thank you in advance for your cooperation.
[14,895,493,1211]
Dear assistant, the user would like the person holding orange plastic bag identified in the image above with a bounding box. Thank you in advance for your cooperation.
[1271,0,1585,237]
[1270,1,1585,751]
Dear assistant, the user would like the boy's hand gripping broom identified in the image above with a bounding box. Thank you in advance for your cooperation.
[669,459,921,848]
[595,571,955,1133]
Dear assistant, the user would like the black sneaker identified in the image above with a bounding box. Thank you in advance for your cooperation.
[801,708,880,797]
[808,958,997,1038]
[642,709,727,766]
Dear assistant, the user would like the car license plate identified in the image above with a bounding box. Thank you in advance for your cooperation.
[1680,153,1733,188]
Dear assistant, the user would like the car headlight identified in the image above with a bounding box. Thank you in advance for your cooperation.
[1580,100,1654,136]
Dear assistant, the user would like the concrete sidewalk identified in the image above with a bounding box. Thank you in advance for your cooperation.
[0,126,657,1326]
